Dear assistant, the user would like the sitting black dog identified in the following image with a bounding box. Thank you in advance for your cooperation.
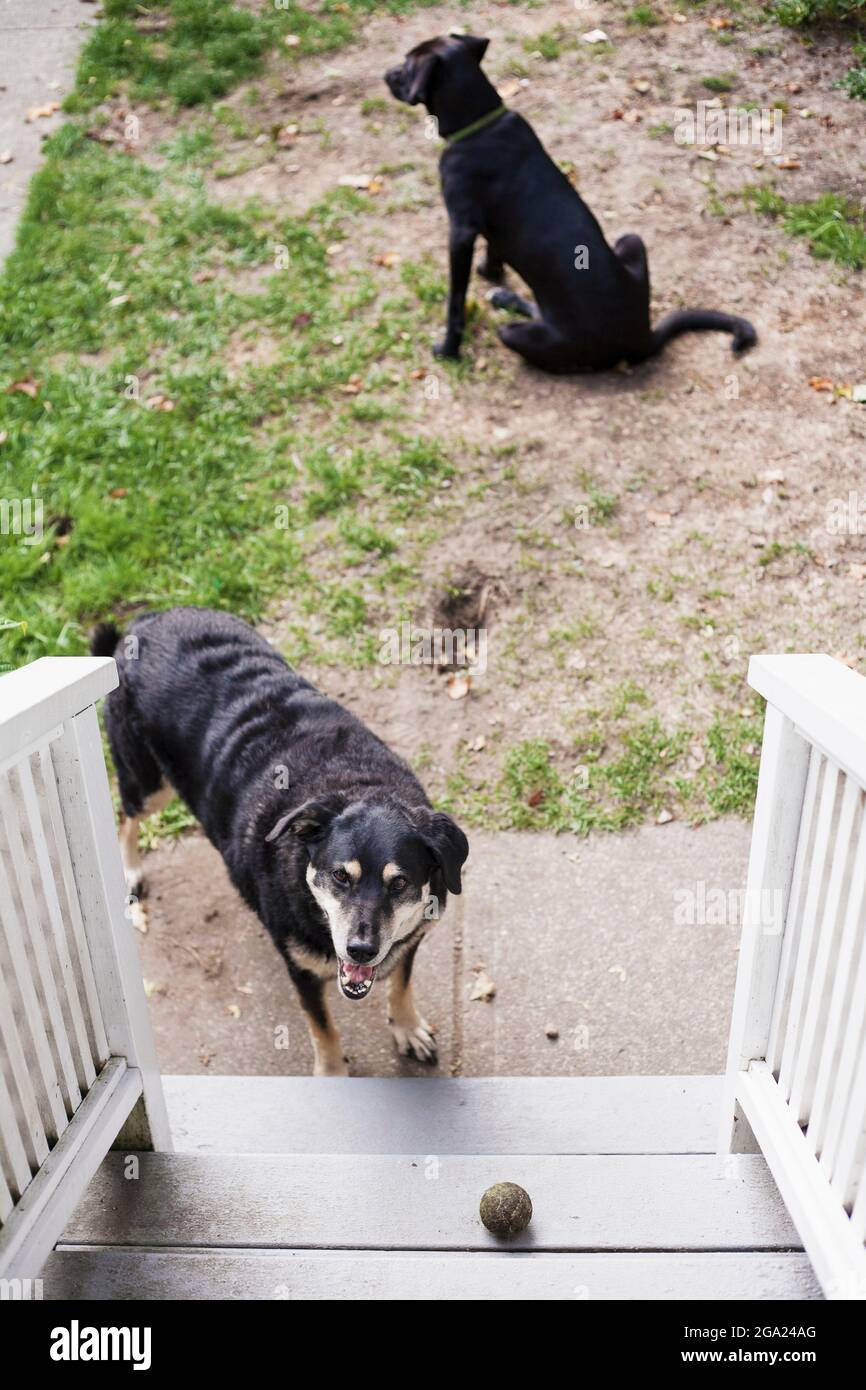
[385,34,756,372]
[91,607,468,1075]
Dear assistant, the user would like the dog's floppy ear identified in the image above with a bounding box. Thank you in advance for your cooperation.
[413,808,469,895]
[456,34,490,64]
[265,796,344,844]
[407,51,440,105]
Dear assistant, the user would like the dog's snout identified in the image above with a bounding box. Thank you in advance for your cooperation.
[347,936,378,964]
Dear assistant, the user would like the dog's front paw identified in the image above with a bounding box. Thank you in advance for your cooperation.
[433,338,460,360]
[390,1016,438,1064]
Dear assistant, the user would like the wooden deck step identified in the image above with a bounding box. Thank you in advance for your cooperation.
[43,1248,821,1301]
[55,1151,799,1252]
[162,1074,723,1155]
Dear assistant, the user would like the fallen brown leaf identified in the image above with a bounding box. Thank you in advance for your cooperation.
[26,101,61,122]
[447,671,472,700]
[6,377,39,398]
[469,969,497,1002]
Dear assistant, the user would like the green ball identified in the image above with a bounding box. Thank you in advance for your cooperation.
[479,1182,533,1236]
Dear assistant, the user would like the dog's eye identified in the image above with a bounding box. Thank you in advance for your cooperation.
[332,867,350,886]
[390,875,408,894]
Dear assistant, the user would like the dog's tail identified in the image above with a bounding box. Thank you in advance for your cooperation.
[644,308,757,359]
[89,621,122,658]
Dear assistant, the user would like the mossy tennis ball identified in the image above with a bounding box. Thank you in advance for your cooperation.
[479,1182,533,1236]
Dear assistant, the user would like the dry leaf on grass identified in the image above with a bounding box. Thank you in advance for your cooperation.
[145,394,175,411]
[373,251,399,267]
[646,508,672,527]
[582,29,609,43]
[808,377,834,393]
[497,79,523,100]
[773,157,801,170]
[6,377,39,398]
[469,969,497,1002]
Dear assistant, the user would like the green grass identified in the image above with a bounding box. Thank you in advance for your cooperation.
[522,26,578,61]
[67,0,443,112]
[0,122,456,671]
[702,74,738,93]
[842,41,866,98]
[774,0,865,22]
[743,186,866,268]
[627,5,663,25]
[483,704,761,836]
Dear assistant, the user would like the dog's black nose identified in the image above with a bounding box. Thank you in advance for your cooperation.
[346,937,378,964]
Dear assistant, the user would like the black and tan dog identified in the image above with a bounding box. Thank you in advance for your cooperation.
[91,607,468,1075]
[385,34,757,372]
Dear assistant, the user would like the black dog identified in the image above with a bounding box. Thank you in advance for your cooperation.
[385,34,756,372]
[91,607,468,1075]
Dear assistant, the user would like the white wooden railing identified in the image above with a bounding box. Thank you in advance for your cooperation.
[0,657,170,1280]
[722,654,866,1300]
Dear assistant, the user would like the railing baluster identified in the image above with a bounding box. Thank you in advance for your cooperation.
[0,953,49,1173]
[0,1058,32,1203]
[790,774,860,1125]
[831,1024,866,1211]
[810,800,866,1161]
[37,743,108,1069]
[777,762,839,1102]
[0,768,81,1118]
[767,747,822,1075]
[0,806,68,1144]
[18,754,96,1093]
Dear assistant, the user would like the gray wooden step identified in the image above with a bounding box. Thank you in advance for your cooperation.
[162,1074,722,1155]
[56,1151,799,1252]
[42,1248,821,1301]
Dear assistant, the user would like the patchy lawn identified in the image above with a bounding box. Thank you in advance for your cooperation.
[2,0,865,838]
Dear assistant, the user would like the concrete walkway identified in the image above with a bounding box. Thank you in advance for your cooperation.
[0,0,94,262]
[137,819,750,1078]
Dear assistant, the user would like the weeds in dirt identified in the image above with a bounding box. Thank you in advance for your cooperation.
[743,186,866,268]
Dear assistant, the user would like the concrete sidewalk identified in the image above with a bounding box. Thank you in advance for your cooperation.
[0,0,94,262]
[136,819,750,1078]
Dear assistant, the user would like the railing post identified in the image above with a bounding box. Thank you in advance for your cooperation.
[50,703,171,1151]
[719,700,810,1153]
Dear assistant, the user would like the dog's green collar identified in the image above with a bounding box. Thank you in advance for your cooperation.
[443,104,507,146]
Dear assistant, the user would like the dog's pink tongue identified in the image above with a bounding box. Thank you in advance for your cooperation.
[343,961,374,985]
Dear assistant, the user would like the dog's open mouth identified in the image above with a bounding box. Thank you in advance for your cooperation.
[338,959,376,1000]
